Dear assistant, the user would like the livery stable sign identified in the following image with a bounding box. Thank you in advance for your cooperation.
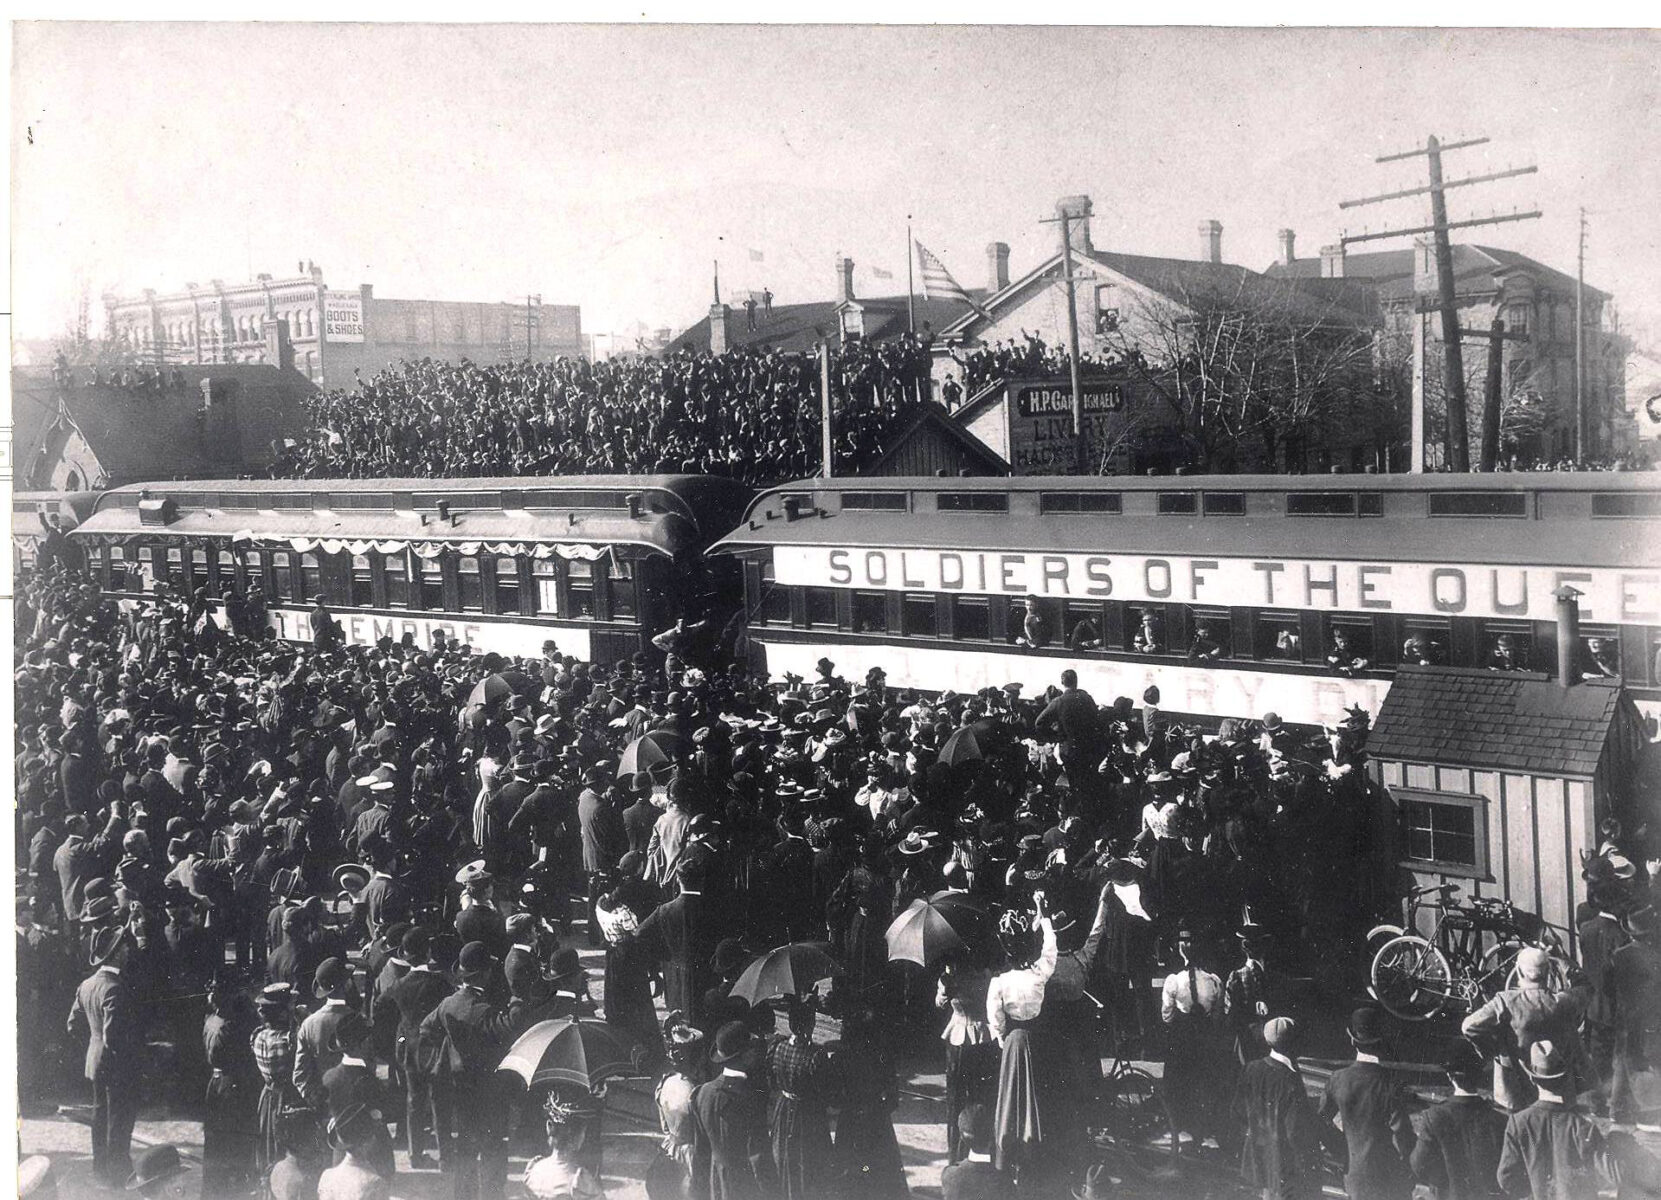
[1008,382,1125,475]
[772,545,1659,624]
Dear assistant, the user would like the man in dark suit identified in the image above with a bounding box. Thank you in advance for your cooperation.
[320,1016,395,1179]
[454,862,508,958]
[689,1022,776,1200]
[941,1104,1011,1200]
[632,853,714,1026]
[356,845,411,940]
[380,928,453,1170]
[137,743,183,832]
[1319,1007,1416,1200]
[578,766,626,946]
[1497,1040,1615,1200]
[1231,1017,1329,1200]
[294,956,354,1108]
[417,942,527,1200]
[68,926,143,1186]
[622,773,658,857]
[1409,1041,1506,1200]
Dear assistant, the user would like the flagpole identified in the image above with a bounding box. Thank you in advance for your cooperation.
[906,218,916,334]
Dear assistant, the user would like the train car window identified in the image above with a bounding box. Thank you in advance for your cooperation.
[1257,612,1303,661]
[1650,635,1661,687]
[1186,608,1230,661]
[1040,492,1123,514]
[842,491,909,512]
[1397,791,1485,874]
[165,546,184,587]
[852,591,888,633]
[219,492,258,509]
[1130,606,1167,654]
[902,595,937,637]
[217,549,237,593]
[1591,492,1661,517]
[1357,492,1384,517]
[757,562,791,625]
[495,557,523,616]
[952,596,991,641]
[937,492,1008,513]
[270,494,312,510]
[384,552,411,608]
[1202,492,1246,516]
[419,555,445,611]
[456,555,483,611]
[299,553,323,603]
[1579,628,1622,680]
[350,555,374,607]
[1156,492,1198,515]
[532,560,559,616]
[332,493,395,510]
[1325,619,1374,675]
[1427,492,1526,517]
[804,587,838,628]
[1286,492,1356,516]
[271,551,295,601]
[1064,601,1105,650]
[190,548,210,594]
[1400,618,1449,666]
[608,558,637,619]
[567,560,595,619]
[1481,622,1533,672]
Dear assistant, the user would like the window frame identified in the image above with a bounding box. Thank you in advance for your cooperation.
[1394,787,1490,879]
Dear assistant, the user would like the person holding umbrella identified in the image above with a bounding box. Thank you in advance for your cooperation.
[765,993,833,1200]
[937,949,993,1166]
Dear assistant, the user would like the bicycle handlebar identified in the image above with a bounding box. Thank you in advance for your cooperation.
[1410,882,1461,899]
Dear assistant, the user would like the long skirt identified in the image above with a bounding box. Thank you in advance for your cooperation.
[944,1042,995,1164]
[992,1029,1042,1174]
[256,1079,305,1177]
[770,1093,833,1200]
[831,1103,909,1199]
[202,1073,258,1197]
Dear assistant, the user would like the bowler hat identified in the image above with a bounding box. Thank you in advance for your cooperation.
[125,1145,188,1192]
[1347,1005,1389,1050]
[325,1102,382,1152]
[313,956,348,997]
[458,940,495,982]
[89,925,128,967]
[709,1020,757,1064]
[1523,1039,1568,1082]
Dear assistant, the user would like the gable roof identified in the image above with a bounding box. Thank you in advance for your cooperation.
[863,402,1010,476]
[1264,244,1606,306]
[1368,664,1626,778]
[667,291,982,356]
[12,364,316,488]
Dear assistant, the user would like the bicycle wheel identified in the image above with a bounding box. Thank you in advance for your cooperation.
[1370,934,1453,1021]
[1095,1065,1180,1162]
[1477,940,1523,997]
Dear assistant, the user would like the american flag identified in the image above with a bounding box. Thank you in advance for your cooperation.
[915,242,988,316]
[870,266,894,280]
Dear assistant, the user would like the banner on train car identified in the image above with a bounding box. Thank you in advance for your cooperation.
[773,546,1659,624]
[256,606,590,659]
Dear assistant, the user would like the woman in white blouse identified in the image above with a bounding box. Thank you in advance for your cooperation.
[936,951,993,1165]
[987,901,1058,1186]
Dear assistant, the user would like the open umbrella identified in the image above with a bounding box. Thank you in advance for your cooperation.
[887,894,985,967]
[937,726,984,768]
[729,942,842,1005]
[465,671,534,709]
[497,1019,637,1091]
[617,730,689,777]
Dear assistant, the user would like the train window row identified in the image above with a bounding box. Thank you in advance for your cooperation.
[746,573,1661,687]
[89,541,640,623]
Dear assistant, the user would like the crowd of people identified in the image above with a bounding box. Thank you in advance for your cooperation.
[269,340,936,486]
[15,552,1661,1200]
[941,334,1117,403]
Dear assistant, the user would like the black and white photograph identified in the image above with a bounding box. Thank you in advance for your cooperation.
[8,19,1661,1200]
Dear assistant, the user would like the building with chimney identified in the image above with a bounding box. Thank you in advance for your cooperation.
[1266,234,1629,465]
[103,264,582,390]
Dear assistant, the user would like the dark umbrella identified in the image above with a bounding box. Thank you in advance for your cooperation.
[617,730,689,777]
[497,1019,637,1091]
[465,671,534,709]
[887,895,985,967]
[937,726,984,768]
[728,942,842,1005]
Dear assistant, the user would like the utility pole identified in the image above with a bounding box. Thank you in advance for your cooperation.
[1576,208,1587,463]
[1340,136,1538,472]
[820,340,833,477]
[906,217,916,335]
[1039,206,1088,473]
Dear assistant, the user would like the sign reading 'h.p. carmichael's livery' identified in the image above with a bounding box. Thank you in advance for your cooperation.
[772,545,1659,624]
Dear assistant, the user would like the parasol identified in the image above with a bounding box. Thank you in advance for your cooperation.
[886,894,986,967]
[728,941,842,1005]
[617,730,689,777]
[465,671,535,709]
[937,726,985,768]
[497,1018,637,1091]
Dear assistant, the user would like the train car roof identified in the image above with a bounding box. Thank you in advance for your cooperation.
[716,475,1661,570]
[77,474,752,558]
[745,471,1661,494]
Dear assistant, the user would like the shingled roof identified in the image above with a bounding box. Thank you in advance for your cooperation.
[1368,665,1626,778]
[1265,244,1606,306]
[667,291,981,356]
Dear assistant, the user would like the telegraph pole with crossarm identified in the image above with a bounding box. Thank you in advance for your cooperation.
[1339,136,1539,472]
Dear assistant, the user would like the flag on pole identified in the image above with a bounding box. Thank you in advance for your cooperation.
[870,266,895,280]
[748,248,765,263]
[915,242,989,318]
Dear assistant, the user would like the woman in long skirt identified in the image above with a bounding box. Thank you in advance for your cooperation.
[202,978,262,1196]
[987,908,1058,1190]
[766,996,833,1200]
[251,983,304,1177]
[828,1009,909,1199]
[645,1014,705,1200]
[935,953,993,1165]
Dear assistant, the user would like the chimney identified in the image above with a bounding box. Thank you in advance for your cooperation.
[263,317,295,371]
[986,242,1011,293]
[1199,220,1223,264]
[1320,243,1347,279]
[835,255,856,303]
[1412,236,1438,294]
[1277,229,1297,267]
[1054,196,1093,255]
[707,303,733,355]
[1554,584,1582,688]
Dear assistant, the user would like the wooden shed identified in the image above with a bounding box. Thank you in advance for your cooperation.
[1366,664,1646,957]
[862,402,1009,477]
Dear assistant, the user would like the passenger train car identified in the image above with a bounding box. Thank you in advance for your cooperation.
[12,490,98,573]
[70,476,750,664]
[712,474,1661,728]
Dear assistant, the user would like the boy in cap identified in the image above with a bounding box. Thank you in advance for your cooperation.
[1318,1006,1416,1200]
[1231,1017,1331,1200]
[1497,1040,1615,1200]
[1409,1040,1506,1200]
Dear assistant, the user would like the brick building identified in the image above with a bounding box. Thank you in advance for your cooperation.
[103,265,582,390]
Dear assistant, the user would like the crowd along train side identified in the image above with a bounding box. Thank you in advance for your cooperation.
[66,476,750,665]
[710,473,1661,730]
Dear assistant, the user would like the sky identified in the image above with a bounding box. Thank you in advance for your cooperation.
[11,24,1661,345]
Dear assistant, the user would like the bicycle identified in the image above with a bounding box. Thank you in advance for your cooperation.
[1368,882,1559,1021]
[1086,1031,1181,1165]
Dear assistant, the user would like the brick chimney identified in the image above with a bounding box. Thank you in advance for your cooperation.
[1320,243,1347,279]
[835,255,856,303]
[986,242,1011,292]
[263,316,295,371]
[1054,196,1093,255]
[1277,229,1297,267]
[1199,220,1223,264]
[708,303,733,354]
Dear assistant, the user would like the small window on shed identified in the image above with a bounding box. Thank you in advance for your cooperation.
[1397,791,1486,875]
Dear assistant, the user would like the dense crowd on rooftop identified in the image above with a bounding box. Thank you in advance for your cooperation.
[15,545,1661,1200]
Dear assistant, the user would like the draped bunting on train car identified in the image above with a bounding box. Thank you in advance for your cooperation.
[211,534,618,561]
